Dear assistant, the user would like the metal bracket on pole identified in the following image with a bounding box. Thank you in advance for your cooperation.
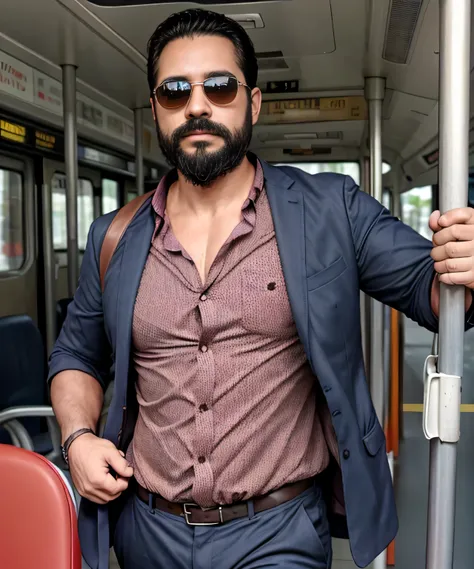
[423,353,461,443]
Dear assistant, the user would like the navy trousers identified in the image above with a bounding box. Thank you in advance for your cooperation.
[113,481,332,569]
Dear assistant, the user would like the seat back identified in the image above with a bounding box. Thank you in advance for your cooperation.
[0,444,81,568]
[56,298,73,337]
[0,315,46,444]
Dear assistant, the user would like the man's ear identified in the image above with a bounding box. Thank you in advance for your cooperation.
[250,87,262,126]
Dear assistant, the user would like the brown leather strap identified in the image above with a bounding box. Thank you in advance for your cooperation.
[135,478,314,525]
[99,190,154,292]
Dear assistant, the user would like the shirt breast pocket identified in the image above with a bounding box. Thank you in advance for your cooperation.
[240,255,296,338]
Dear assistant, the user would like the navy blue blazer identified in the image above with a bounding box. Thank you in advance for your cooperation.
[48,158,473,568]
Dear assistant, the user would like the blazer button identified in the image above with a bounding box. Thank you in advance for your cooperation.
[332,410,341,417]
[343,449,350,460]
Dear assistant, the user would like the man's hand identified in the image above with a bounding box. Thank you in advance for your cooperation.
[68,433,134,504]
[430,208,474,287]
[429,208,474,315]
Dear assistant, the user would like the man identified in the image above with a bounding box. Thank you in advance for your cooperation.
[49,8,474,569]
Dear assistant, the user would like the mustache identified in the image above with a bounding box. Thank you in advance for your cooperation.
[173,118,232,140]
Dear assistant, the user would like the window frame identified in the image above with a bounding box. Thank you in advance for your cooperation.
[51,173,96,253]
[101,176,122,215]
[272,160,362,185]
[0,154,35,279]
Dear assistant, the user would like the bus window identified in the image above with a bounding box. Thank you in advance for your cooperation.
[275,162,360,185]
[52,175,94,250]
[401,186,432,239]
[382,188,392,211]
[0,168,24,272]
[274,161,391,187]
[102,179,120,214]
[127,191,138,203]
[78,180,94,249]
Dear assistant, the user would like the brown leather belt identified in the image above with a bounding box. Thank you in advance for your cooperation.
[136,478,314,526]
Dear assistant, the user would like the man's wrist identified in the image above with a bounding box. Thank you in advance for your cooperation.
[61,427,95,464]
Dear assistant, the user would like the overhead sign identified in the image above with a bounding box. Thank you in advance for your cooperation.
[0,113,64,154]
[0,49,137,148]
[0,119,26,144]
[266,80,299,94]
[35,129,57,151]
[283,147,331,156]
[259,96,367,124]
[0,52,34,103]
[34,71,63,115]
[77,93,135,146]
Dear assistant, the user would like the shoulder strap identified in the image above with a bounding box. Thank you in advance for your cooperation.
[99,190,154,292]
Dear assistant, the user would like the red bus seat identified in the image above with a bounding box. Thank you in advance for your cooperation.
[0,444,81,569]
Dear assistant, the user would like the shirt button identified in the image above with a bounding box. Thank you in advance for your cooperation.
[200,294,208,301]
[198,456,206,464]
[200,345,208,353]
[199,404,209,412]
[332,410,341,417]
[343,449,350,460]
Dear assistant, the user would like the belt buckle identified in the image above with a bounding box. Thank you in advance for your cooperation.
[183,503,224,526]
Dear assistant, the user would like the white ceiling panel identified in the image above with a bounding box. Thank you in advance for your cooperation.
[81,0,336,58]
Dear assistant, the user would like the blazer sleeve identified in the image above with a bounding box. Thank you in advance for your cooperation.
[47,215,114,390]
[343,176,474,333]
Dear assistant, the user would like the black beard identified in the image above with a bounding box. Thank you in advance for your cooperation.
[156,104,253,187]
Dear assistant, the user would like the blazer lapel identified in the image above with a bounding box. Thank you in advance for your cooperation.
[114,203,155,405]
[262,161,311,361]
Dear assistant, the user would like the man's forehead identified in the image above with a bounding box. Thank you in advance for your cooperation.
[158,36,240,79]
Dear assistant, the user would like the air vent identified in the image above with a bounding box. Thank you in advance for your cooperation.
[256,51,289,71]
[226,13,264,29]
[383,0,424,64]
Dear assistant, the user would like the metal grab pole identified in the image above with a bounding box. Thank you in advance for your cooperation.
[134,108,145,196]
[62,64,79,296]
[425,1,470,568]
[42,183,56,356]
[365,77,386,425]
[360,157,371,376]
[365,76,386,569]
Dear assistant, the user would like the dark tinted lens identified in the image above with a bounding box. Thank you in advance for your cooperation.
[157,80,192,109]
[203,76,239,105]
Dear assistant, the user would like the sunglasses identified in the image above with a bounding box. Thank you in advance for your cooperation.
[153,75,250,110]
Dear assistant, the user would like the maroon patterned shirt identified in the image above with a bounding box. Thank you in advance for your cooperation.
[128,159,339,507]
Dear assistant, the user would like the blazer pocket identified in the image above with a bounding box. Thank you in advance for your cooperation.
[307,256,347,291]
[362,420,386,456]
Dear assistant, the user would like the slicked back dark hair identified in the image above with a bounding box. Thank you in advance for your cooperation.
[147,9,258,94]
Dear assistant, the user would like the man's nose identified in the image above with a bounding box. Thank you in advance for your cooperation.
[185,84,212,119]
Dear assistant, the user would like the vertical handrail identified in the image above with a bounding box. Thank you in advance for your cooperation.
[42,183,57,354]
[62,63,79,296]
[360,156,371,377]
[365,76,387,569]
[425,1,470,568]
[365,77,386,427]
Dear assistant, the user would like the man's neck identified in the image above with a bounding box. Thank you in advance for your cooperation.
[168,156,256,217]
